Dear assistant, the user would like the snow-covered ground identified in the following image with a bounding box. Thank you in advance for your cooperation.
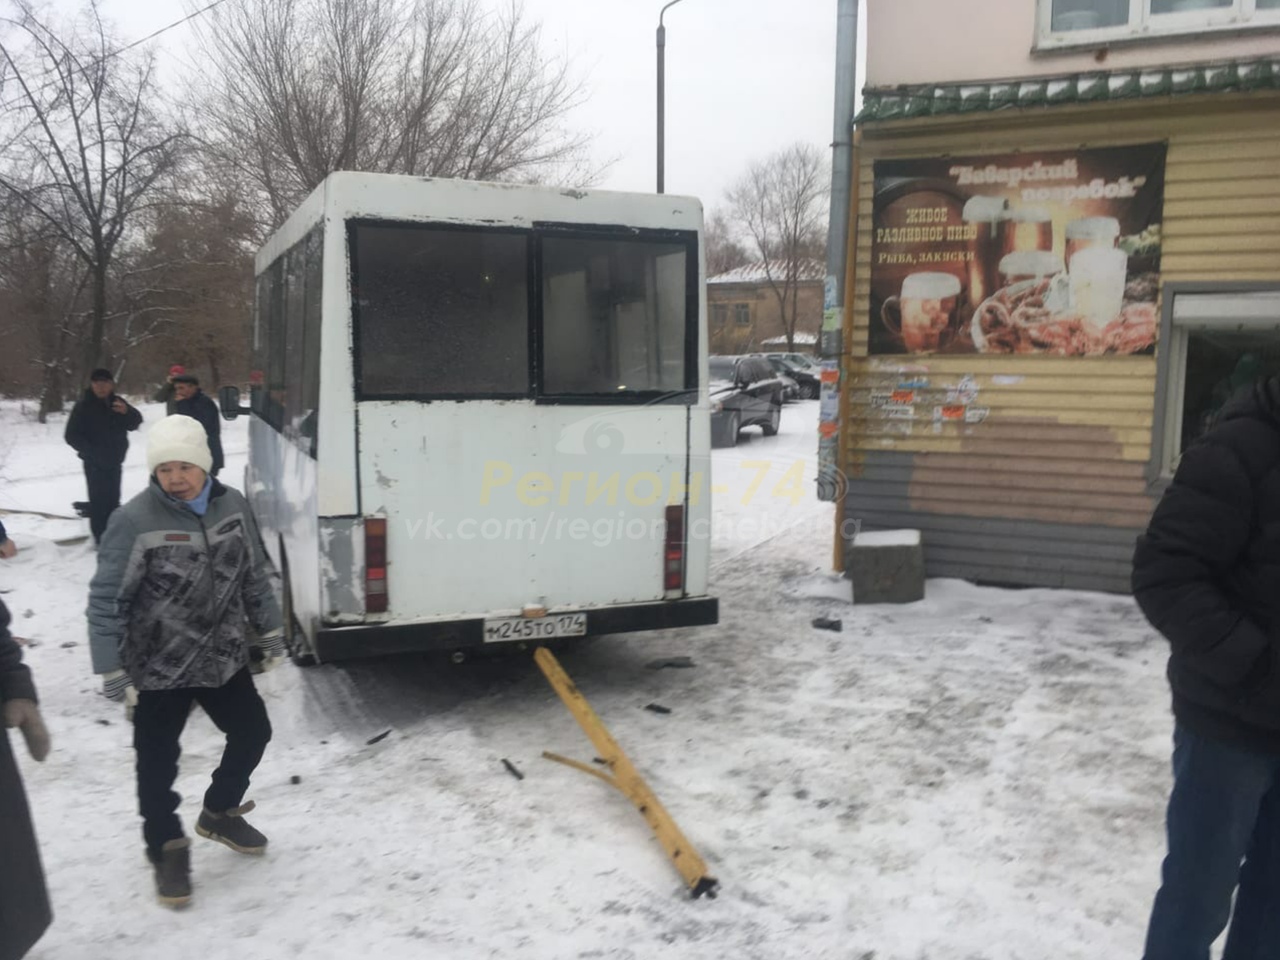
[0,397,1175,960]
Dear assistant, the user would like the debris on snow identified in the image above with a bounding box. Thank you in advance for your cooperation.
[501,759,525,781]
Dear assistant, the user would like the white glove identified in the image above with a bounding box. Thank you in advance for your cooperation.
[101,669,138,720]
[250,629,286,674]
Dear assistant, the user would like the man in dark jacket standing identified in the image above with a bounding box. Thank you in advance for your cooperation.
[172,374,223,478]
[0,520,53,960]
[1133,375,1280,960]
[64,368,143,543]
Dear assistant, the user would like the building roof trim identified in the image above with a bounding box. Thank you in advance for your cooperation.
[857,57,1279,123]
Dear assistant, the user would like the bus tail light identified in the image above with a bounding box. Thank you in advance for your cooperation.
[664,505,685,593]
[365,517,388,614]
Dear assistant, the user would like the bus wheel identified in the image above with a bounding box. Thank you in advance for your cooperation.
[281,557,318,667]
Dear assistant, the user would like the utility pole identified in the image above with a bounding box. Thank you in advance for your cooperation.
[656,0,687,194]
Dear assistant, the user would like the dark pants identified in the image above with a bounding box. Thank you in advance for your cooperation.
[83,461,122,543]
[132,668,272,857]
[0,732,52,960]
[1143,723,1280,960]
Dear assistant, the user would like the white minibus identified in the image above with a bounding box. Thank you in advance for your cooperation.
[220,173,717,662]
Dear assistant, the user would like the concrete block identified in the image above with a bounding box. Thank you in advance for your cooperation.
[847,529,924,604]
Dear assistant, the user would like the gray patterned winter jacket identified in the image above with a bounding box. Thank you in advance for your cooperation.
[87,479,282,690]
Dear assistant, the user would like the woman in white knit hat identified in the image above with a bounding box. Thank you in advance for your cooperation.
[86,415,285,908]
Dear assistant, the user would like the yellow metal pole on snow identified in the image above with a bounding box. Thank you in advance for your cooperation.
[533,646,719,899]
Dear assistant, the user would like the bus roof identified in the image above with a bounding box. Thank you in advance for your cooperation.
[256,172,704,273]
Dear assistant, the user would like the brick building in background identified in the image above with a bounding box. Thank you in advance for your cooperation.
[707,259,824,355]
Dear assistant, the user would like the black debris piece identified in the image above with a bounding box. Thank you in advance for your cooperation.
[645,656,696,670]
[502,759,525,781]
[366,729,392,745]
[644,703,672,715]
[290,775,302,785]
[811,617,843,632]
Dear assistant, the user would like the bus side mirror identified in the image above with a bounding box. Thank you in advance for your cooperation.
[218,385,250,421]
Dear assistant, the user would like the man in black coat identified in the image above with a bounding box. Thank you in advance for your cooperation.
[0,521,53,960]
[1133,375,1280,960]
[172,374,224,478]
[64,369,143,543]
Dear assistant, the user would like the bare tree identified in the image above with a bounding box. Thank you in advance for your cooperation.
[188,0,594,233]
[704,209,749,278]
[726,143,828,352]
[118,194,258,391]
[0,192,90,418]
[0,2,186,392]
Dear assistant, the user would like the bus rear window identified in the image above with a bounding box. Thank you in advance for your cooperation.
[351,224,528,398]
[541,236,690,399]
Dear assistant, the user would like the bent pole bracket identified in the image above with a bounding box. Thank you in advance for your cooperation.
[533,646,719,900]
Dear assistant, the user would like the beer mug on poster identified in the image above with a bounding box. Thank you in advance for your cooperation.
[882,272,963,353]
[1070,246,1127,334]
[963,195,1009,307]
[1065,217,1120,268]
[998,251,1064,288]
[1002,206,1054,258]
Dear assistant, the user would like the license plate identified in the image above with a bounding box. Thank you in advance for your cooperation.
[483,613,587,643]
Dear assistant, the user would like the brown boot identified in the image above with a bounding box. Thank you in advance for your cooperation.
[196,800,268,854]
[148,837,192,908]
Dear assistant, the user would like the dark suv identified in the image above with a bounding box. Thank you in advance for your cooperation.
[708,355,784,448]
[759,355,820,399]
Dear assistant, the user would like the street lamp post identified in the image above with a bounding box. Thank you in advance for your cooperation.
[656,0,686,194]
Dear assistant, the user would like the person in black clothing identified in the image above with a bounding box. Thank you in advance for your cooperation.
[64,369,143,543]
[172,374,223,478]
[1133,374,1280,960]
[0,519,53,960]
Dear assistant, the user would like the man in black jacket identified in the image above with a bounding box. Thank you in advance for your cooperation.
[0,519,53,960]
[1133,375,1280,960]
[64,369,143,543]
[172,374,224,478]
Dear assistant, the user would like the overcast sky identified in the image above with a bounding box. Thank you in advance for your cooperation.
[45,0,865,214]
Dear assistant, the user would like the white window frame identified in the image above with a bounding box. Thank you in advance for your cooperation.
[1152,286,1280,479]
[1037,0,1280,50]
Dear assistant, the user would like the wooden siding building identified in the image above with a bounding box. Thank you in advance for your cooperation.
[837,64,1280,593]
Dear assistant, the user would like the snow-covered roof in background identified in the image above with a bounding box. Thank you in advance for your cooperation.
[708,258,826,285]
[762,333,818,345]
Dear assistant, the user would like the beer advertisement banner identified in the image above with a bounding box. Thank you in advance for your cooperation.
[869,144,1166,356]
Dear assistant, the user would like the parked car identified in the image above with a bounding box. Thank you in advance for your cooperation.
[774,368,801,402]
[764,351,821,372]
[761,355,820,399]
[708,355,784,448]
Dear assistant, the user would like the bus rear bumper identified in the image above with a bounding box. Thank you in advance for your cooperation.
[313,597,719,662]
